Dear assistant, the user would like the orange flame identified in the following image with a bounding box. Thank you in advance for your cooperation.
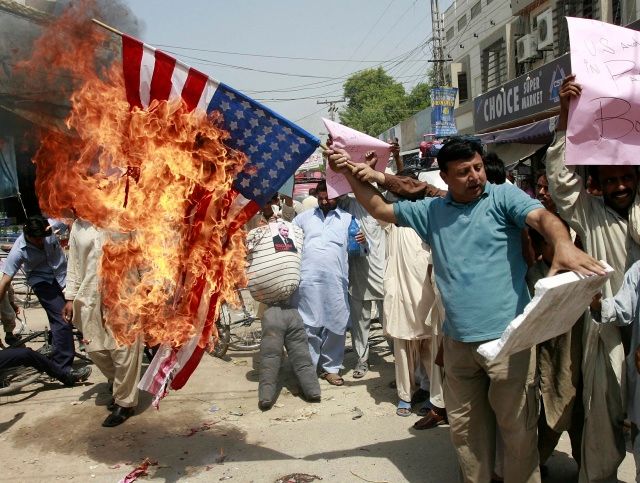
[18,1,248,347]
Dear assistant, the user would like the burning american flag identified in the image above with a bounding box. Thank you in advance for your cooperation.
[19,3,319,403]
[119,32,320,399]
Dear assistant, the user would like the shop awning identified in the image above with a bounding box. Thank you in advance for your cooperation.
[477,116,558,145]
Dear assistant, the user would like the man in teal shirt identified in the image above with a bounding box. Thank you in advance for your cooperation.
[327,138,604,483]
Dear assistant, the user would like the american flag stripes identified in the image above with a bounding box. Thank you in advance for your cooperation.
[120,34,319,401]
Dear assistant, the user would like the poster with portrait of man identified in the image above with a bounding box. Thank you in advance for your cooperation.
[270,221,298,253]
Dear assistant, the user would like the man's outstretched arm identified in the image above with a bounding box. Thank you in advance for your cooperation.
[526,208,605,276]
[326,149,397,224]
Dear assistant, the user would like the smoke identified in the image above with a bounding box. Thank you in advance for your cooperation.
[52,0,144,36]
[0,0,144,117]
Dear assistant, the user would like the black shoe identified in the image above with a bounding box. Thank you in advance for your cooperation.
[107,398,116,411]
[102,405,134,427]
[4,333,21,347]
[63,366,92,386]
[410,388,429,405]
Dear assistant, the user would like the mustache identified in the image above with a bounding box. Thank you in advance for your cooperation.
[610,189,633,197]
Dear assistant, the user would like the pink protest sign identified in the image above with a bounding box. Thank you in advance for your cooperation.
[323,118,391,198]
[566,17,640,165]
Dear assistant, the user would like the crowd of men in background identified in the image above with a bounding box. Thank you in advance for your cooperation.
[256,76,640,482]
[1,75,639,481]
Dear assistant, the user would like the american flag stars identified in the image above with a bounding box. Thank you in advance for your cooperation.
[207,84,319,207]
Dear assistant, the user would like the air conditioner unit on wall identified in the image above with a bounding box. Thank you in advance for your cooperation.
[536,9,553,49]
[516,34,538,63]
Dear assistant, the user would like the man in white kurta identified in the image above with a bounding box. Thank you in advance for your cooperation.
[339,195,385,378]
[546,76,640,481]
[383,224,433,407]
[292,182,352,385]
[592,260,640,482]
[63,219,143,427]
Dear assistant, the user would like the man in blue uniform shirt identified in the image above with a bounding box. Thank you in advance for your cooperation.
[0,217,74,372]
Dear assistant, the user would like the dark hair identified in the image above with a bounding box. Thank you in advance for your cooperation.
[483,152,506,184]
[535,169,547,182]
[437,136,484,172]
[23,216,51,238]
[587,166,600,184]
[316,180,328,193]
[308,188,317,197]
[587,165,639,185]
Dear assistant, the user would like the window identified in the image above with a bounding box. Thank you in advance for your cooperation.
[481,38,507,91]
[457,72,469,102]
[458,15,467,30]
[446,26,455,41]
[471,2,481,19]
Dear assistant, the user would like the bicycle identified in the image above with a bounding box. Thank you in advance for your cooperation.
[0,326,52,395]
[211,288,262,358]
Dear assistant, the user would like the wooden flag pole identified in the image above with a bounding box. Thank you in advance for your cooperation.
[91,18,123,36]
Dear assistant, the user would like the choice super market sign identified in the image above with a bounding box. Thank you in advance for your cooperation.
[473,55,571,132]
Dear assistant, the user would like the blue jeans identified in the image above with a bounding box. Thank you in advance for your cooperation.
[32,281,74,371]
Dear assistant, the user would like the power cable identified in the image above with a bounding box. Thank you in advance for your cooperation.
[160,51,336,79]
[336,0,398,73]
[153,44,426,64]
[359,0,420,62]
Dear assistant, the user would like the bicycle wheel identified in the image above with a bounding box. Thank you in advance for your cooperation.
[0,366,42,395]
[228,319,262,351]
[210,303,231,358]
[7,329,48,349]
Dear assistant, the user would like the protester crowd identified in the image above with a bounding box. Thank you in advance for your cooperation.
[1,74,639,481]
[249,75,640,483]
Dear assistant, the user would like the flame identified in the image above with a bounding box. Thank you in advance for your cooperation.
[17,1,248,347]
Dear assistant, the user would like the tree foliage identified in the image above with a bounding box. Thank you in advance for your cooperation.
[339,67,432,136]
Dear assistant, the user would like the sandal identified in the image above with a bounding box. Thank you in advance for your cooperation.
[352,360,368,379]
[396,400,412,417]
[320,372,344,386]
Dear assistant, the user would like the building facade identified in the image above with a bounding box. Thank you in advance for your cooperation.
[443,0,640,134]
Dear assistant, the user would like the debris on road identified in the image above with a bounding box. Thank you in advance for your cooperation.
[118,458,157,483]
[275,473,322,483]
[349,470,389,483]
[272,406,318,423]
[184,420,217,437]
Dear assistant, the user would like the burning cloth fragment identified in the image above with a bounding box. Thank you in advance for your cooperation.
[16,0,319,399]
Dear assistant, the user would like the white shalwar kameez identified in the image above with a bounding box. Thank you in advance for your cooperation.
[597,260,640,482]
[64,220,143,408]
[383,224,434,402]
[547,131,640,482]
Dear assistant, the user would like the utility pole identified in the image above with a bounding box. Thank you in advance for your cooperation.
[430,0,446,87]
[317,98,345,121]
